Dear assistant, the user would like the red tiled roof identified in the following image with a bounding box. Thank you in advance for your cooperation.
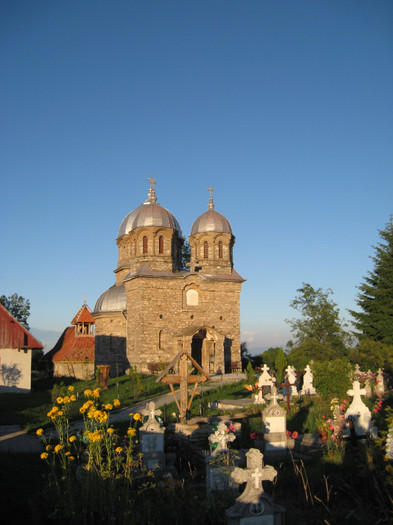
[71,304,95,325]
[52,326,95,363]
[0,303,43,350]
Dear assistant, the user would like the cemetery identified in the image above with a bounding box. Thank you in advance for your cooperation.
[1,359,393,524]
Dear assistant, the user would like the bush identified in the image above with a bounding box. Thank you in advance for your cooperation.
[313,358,352,399]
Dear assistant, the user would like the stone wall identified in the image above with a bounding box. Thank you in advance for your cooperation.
[94,311,128,375]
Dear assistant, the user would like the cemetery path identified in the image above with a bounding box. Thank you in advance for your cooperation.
[0,373,245,453]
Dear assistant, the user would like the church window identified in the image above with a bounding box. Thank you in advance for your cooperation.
[218,241,223,259]
[158,329,164,349]
[143,236,148,254]
[159,236,164,254]
[203,241,209,259]
[186,289,198,306]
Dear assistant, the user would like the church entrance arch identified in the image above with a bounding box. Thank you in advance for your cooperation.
[191,328,217,373]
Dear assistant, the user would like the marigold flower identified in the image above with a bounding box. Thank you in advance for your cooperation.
[127,428,136,437]
[68,456,75,461]
[63,396,70,404]
[107,428,115,435]
[70,394,76,402]
[46,444,52,451]
[54,444,63,453]
[57,411,64,417]
[84,389,93,397]
[36,428,44,436]
[93,388,101,398]
[69,435,77,443]
[56,397,64,405]
[65,451,70,456]
[115,447,123,453]
[133,413,142,421]
[113,399,121,407]
[104,403,113,411]
[68,385,74,392]
[40,452,49,460]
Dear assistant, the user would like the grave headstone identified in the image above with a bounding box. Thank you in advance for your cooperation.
[205,450,240,493]
[139,401,165,470]
[254,365,274,405]
[364,371,373,398]
[208,421,236,455]
[353,364,362,380]
[344,380,372,437]
[226,448,285,525]
[375,368,385,395]
[300,364,316,395]
[262,387,287,457]
[283,366,298,396]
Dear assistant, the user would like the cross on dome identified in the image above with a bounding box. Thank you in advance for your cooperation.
[208,185,215,209]
[145,174,157,203]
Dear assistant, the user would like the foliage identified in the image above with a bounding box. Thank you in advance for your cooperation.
[180,240,191,270]
[350,216,393,346]
[286,282,350,362]
[274,347,288,384]
[0,293,30,329]
[348,338,393,374]
[245,361,255,384]
[260,347,282,369]
[312,358,352,399]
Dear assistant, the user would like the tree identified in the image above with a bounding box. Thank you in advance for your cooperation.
[350,217,393,345]
[286,283,348,362]
[0,293,30,329]
[180,240,191,271]
[260,347,282,370]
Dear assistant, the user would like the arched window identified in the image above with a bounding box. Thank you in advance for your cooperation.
[203,241,209,259]
[158,329,164,349]
[186,289,198,306]
[159,236,164,254]
[218,241,223,259]
[143,236,148,254]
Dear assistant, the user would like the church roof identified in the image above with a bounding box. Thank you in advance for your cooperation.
[191,187,232,235]
[71,304,95,325]
[51,327,95,363]
[93,284,126,313]
[117,177,182,238]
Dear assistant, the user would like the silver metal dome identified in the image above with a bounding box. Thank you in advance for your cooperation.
[94,285,126,313]
[191,186,232,235]
[117,178,182,238]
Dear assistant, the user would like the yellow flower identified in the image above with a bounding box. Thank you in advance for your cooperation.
[57,411,64,417]
[65,451,70,456]
[70,394,76,402]
[115,447,123,453]
[68,385,74,392]
[40,452,49,460]
[36,428,44,436]
[84,389,93,397]
[113,399,120,407]
[46,444,52,451]
[68,456,75,461]
[133,413,141,421]
[107,428,115,435]
[69,435,77,443]
[93,388,101,398]
[127,428,136,438]
[63,396,70,404]
[104,403,113,411]
[56,397,64,405]
[51,406,59,412]
[54,444,63,453]
[129,412,133,418]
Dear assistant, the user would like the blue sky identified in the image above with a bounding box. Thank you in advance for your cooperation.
[1,1,392,353]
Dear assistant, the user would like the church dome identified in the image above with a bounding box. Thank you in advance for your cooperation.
[191,188,232,235]
[94,285,126,313]
[117,177,182,238]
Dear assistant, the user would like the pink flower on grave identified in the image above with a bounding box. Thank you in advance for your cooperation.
[250,432,256,440]
[286,431,291,439]
[292,431,298,439]
[228,422,235,432]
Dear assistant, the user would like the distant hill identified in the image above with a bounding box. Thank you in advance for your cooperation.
[30,327,62,354]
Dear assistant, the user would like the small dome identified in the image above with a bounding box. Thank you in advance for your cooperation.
[191,187,232,235]
[191,209,232,235]
[94,285,126,313]
[117,179,182,238]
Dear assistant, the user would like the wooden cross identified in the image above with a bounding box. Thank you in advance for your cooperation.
[156,343,210,424]
[231,449,277,504]
[282,375,296,412]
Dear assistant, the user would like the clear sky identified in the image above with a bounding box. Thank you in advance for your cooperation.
[1,0,392,353]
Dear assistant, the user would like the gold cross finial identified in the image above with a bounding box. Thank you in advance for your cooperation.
[147,174,156,191]
[145,174,157,203]
[208,185,214,209]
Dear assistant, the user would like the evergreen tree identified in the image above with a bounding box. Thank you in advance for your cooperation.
[350,217,393,345]
[0,293,30,330]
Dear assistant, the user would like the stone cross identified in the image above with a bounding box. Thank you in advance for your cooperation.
[345,380,372,436]
[231,449,277,504]
[301,364,316,395]
[140,401,162,432]
[209,422,236,455]
[354,363,362,379]
[265,385,283,405]
[375,368,385,395]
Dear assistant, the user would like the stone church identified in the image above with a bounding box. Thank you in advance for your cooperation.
[92,177,245,375]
